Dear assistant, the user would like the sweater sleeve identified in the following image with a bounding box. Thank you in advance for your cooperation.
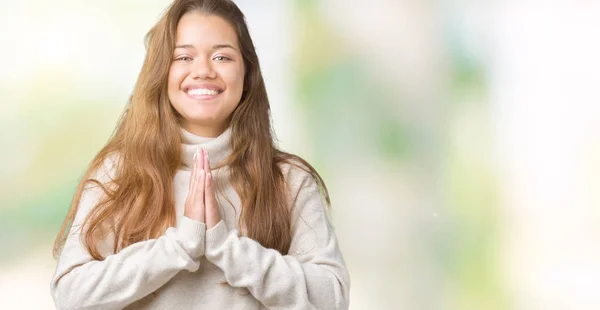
[50,159,206,310]
[204,170,350,310]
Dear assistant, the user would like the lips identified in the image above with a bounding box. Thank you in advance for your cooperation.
[185,83,223,91]
[184,84,224,99]
[187,88,220,96]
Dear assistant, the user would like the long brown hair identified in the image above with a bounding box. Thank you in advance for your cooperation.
[53,0,329,260]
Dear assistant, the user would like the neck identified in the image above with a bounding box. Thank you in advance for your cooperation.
[181,121,229,138]
[180,125,232,171]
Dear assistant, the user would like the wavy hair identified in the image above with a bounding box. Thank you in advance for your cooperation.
[53,0,329,259]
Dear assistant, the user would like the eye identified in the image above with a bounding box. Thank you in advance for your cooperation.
[175,56,192,61]
[213,55,231,61]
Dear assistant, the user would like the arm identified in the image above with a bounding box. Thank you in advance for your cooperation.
[205,171,350,310]
[50,160,206,310]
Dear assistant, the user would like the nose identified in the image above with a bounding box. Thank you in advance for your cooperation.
[191,57,216,80]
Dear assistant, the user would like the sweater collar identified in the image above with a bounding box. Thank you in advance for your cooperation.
[180,126,232,171]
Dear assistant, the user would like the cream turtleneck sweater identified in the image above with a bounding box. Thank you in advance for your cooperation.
[50,127,350,309]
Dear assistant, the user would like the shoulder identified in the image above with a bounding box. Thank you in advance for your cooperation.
[278,156,320,194]
[85,153,121,189]
[278,155,331,218]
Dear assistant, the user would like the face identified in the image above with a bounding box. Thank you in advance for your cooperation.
[168,11,245,137]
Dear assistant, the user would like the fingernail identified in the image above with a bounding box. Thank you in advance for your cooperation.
[194,147,202,160]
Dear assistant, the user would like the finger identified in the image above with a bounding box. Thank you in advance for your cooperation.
[204,150,210,174]
[204,150,215,208]
[205,170,216,209]
[198,148,205,172]
[205,172,221,228]
[189,148,199,192]
[195,169,206,207]
[189,147,201,197]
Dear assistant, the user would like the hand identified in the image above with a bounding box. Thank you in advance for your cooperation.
[184,147,206,222]
[203,150,222,229]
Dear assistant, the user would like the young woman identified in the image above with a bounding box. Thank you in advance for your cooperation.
[50,0,350,309]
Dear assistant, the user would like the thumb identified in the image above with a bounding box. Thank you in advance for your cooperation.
[205,171,220,228]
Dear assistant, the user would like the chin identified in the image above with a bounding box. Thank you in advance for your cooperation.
[188,115,223,126]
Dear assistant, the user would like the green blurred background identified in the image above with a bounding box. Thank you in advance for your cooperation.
[1,1,600,309]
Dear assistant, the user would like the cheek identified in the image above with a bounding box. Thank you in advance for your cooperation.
[168,67,185,91]
[225,67,245,95]
[167,68,186,112]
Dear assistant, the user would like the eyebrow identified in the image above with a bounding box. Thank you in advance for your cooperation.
[174,44,237,51]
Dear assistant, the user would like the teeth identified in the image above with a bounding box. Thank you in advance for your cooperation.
[187,88,220,96]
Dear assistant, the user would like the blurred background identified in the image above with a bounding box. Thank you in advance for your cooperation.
[1,0,599,309]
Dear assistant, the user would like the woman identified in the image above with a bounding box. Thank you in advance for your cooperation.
[50,0,350,309]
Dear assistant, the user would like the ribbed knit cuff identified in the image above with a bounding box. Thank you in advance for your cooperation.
[176,216,206,258]
[205,220,228,258]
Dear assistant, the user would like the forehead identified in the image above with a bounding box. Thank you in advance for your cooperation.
[175,11,239,47]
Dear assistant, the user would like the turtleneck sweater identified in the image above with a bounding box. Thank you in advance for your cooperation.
[50,127,350,310]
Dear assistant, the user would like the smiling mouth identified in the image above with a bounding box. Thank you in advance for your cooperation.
[186,88,223,96]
